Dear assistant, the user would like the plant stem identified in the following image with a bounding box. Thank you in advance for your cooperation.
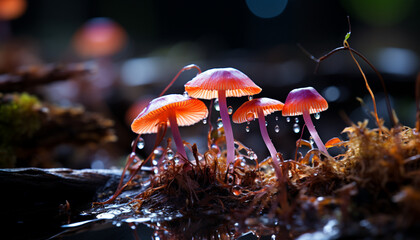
[168,113,187,162]
[257,108,283,180]
[159,64,201,97]
[218,90,235,164]
[302,109,329,157]
[344,41,382,134]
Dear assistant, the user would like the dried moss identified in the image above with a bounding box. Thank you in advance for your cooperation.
[95,119,420,237]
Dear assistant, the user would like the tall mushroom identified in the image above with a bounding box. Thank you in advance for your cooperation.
[282,87,329,156]
[184,67,262,164]
[232,97,284,179]
[131,94,208,162]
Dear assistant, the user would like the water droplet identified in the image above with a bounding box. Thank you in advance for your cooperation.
[309,137,314,145]
[153,167,159,174]
[246,112,255,122]
[217,117,223,128]
[232,186,242,196]
[248,150,257,160]
[271,234,276,240]
[152,159,158,166]
[293,123,300,133]
[248,95,253,101]
[245,125,250,132]
[202,118,207,124]
[166,149,174,160]
[274,125,280,133]
[96,212,115,219]
[314,112,320,119]
[228,106,233,115]
[295,117,299,123]
[174,157,180,164]
[275,116,279,121]
[130,224,137,230]
[286,117,290,122]
[265,121,268,126]
[153,146,163,156]
[137,137,145,149]
[214,99,220,111]
[183,91,189,97]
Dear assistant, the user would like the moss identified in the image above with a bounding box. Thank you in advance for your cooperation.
[0,93,42,167]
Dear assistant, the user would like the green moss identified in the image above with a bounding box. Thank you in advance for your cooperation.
[0,93,42,167]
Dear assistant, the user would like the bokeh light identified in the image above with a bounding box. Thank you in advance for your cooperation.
[0,0,26,20]
[246,0,288,19]
[72,17,127,58]
[341,0,415,26]
[376,47,419,76]
[323,86,340,102]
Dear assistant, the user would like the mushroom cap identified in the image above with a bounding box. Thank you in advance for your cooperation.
[282,87,328,116]
[232,98,284,123]
[131,94,208,134]
[184,67,262,99]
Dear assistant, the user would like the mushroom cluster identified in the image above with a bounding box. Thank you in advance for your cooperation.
[132,66,332,177]
[102,65,333,204]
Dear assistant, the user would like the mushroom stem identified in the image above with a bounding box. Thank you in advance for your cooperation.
[218,90,235,164]
[168,113,188,162]
[302,109,329,156]
[257,108,283,180]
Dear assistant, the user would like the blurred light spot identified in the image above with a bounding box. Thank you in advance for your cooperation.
[376,47,419,76]
[246,0,288,19]
[73,17,127,58]
[323,86,340,102]
[121,57,162,86]
[91,150,109,169]
[44,81,79,103]
[341,0,414,26]
[0,0,26,20]
[91,159,105,169]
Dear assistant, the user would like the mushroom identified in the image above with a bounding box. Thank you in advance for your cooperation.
[282,87,329,156]
[232,97,284,179]
[131,94,208,162]
[184,67,262,164]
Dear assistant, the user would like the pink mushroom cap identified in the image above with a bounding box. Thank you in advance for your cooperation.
[184,67,262,99]
[282,87,328,117]
[232,98,284,123]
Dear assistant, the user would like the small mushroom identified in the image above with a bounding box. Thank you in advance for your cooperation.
[185,67,262,164]
[232,98,284,179]
[131,94,208,162]
[282,86,329,156]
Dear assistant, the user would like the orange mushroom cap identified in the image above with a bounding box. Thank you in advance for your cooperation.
[232,98,284,123]
[184,67,262,99]
[282,87,328,116]
[131,94,208,134]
